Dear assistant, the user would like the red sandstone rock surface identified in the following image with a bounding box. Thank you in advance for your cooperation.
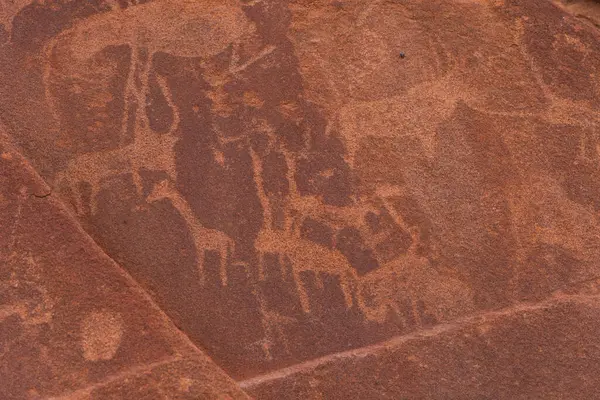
[1,0,599,398]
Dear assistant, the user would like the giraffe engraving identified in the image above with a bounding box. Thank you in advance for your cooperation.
[147,179,234,286]
[250,147,361,313]
[45,0,255,215]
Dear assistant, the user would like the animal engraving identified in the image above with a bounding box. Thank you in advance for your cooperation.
[147,179,234,286]
[45,0,254,214]
[250,148,359,312]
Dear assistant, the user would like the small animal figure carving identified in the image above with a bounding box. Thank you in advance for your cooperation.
[147,179,234,286]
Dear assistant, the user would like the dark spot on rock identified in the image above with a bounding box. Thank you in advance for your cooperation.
[262,150,289,196]
[335,227,379,275]
[301,218,334,248]
[374,227,412,263]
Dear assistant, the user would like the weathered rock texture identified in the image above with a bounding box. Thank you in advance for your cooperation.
[1,0,599,398]
[0,130,249,399]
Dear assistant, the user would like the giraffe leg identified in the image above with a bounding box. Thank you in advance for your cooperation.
[220,243,228,287]
[68,180,86,217]
[294,270,311,314]
[338,276,351,310]
[257,252,265,281]
[197,248,206,286]
[278,253,286,280]
[132,168,144,197]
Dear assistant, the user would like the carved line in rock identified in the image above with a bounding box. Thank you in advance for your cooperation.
[309,0,599,175]
[510,16,600,126]
[147,179,234,286]
[250,146,359,313]
[36,0,484,332]
[248,123,436,325]
[318,4,600,323]
[238,292,600,389]
[46,356,181,400]
[43,0,253,215]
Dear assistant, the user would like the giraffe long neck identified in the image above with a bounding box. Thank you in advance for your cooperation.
[163,188,197,229]
[282,148,301,234]
[132,45,151,141]
[249,148,273,231]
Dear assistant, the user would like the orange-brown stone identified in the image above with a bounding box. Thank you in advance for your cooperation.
[1,0,599,398]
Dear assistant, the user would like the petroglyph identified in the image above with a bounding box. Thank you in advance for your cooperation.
[510,17,600,127]
[334,77,463,166]
[373,184,420,246]
[289,0,450,109]
[4,186,26,257]
[358,254,475,324]
[230,44,277,76]
[250,148,359,312]
[245,120,425,319]
[40,0,441,327]
[46,0,252,64]
[0,0,31,34]
[253,293,295,361]
[147,179,234,286]
[290,182,429,323]
[46,0,254,214]
[554,0,600,28]
[53,129,179,215]
[40,0,497,366]
[1,254,55,326]
[254,225,359,313]
[3,0,600,388]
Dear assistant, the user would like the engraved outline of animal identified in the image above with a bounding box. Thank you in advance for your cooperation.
[44,0,256,213]
[146,179,234,286]
[52,128,180,216]
[283,184,426,320]
[253,221,360,314]
[249,147,361,313]
[286,189,420,267]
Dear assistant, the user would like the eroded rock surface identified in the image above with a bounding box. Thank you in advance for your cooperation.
[0,131,248,399]
[0,0,599,398]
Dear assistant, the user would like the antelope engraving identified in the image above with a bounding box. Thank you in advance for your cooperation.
[45,0,255,214]
[250,147,360,313]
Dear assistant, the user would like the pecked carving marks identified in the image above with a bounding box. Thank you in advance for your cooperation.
[42,0,479,379]
[46,43,131,154]
[147,179,235,286]
[46,0,254,216]
[47,0,251,62]
[10,0,110,50]
[81,311,124,361]
[5,0,600,387]
[554,0,600,29]
[288,0,450,108]
[534,123,600,211]
[505,0,600,105]
[45,0,252,142]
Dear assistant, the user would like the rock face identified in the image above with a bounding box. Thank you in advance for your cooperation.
[0,132,249,399]
[0,0,599,398]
